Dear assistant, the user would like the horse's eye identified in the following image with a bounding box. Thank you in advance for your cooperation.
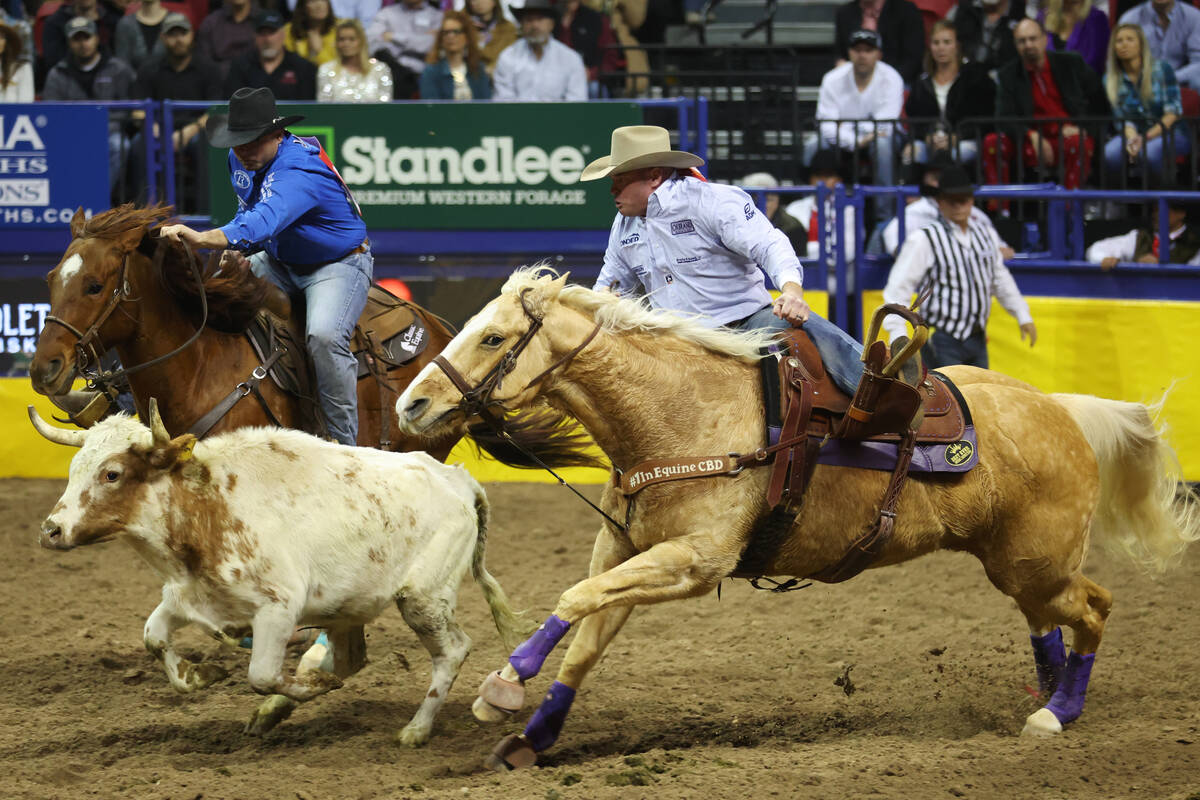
[482,334,505,348]
[85,281,104,295]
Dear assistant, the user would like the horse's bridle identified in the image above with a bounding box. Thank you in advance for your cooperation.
[43,233,210,396]
[432,288,601,427]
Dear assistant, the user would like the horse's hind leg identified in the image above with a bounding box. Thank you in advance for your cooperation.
[1017,573,1113,737]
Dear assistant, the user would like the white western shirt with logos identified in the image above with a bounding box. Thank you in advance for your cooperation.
[593,175,803,327]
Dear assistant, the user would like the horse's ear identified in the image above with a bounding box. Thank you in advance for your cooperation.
[69,208,87,240]
[117,224,146,253]
[546,272,570,300]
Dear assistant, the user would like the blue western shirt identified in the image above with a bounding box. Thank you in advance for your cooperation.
[593,176,804,327]
[1112,60,1182,131]
[220,133,367,267]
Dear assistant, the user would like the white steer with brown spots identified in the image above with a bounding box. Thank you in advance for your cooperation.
[30,401,528,746]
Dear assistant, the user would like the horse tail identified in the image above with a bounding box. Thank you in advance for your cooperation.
[466,478,534,649]
[1051,392,1200,573]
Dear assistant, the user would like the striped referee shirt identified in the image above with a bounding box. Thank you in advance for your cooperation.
[882,213,1032,342]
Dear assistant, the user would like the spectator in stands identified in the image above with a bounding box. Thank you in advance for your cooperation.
[367,0,441,99]
[115,0,169,70]
[954,0,1022,76]
[983,17,1111,191]
[225,9,317,98]
[1119,0,1200,89]
[419,9,490,99]
[740,172,808,257]
[131,12,221,208]
[466,0,516,74]
[580,125,867,397]
[904,20,996,164]
[43,0,123,76]
[492,0,587,101]
[834,0,925,84]
[198,0,259,82]
[784,149,858,262]
[1104,23,1189,184]
[1086,198,1200,265]
[556,0,623,98]
[0,5,31,70]
[43,17,136,197]
[286,0,380,27]
[1040,0,1109,75]
[0,22,33,100]
[877,153,1017,256]
[317,18,392,100]
[816,30,902,214]
[286,0,338,64]
[883,165,1036,368]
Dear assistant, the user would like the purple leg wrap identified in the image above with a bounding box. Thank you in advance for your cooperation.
[1044,650,1095,725]
[523,681,576,752]
[509,614,571,681]
[1030,628,1067,696]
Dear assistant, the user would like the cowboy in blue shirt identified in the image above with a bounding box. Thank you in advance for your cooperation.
[161,87,372,445]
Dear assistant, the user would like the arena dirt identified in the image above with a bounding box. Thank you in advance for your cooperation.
[2,478,1198,800]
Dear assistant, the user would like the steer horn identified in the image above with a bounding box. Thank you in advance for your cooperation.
[27,406,86,447]
[148,397,170,444]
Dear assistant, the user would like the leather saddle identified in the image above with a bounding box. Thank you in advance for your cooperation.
[244,283,434,436]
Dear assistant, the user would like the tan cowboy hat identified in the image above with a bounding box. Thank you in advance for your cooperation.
[578,125,704,182]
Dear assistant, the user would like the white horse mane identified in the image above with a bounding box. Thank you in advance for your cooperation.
[501,266,778,363]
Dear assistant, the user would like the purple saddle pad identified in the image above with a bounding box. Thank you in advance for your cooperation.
[814,425,979,473]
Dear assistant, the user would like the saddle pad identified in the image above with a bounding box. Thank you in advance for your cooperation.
[815,424,979,473]
[353,285,429,371]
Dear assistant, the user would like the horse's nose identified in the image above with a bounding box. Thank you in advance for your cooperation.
[402,396,429,423]
[31,357,64,392]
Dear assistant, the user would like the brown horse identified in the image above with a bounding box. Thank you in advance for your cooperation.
[396,267,1200,768]
[29,204,458,457]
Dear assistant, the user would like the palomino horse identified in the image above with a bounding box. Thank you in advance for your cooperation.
[29,204,458,456]
[396,268,1200,768]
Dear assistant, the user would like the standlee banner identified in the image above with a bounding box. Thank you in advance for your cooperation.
[0,104,109,229]
[208,102,642,230]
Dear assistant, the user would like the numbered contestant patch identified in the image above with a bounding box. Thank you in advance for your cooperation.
[945,440,974,466]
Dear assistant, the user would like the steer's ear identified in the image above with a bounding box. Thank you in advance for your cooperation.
[147,433,197,471]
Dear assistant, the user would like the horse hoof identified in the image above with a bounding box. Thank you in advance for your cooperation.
[484,733,538,772]
[475,670,525,720]
[1021,707,1063,737]
[245,694,296,736]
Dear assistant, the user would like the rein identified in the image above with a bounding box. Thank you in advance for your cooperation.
[431,289,622,532]
[45,234,210,395]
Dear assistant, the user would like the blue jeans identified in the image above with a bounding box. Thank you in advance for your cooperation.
[250,248,373,445]
[922,328,987,369]
[1103,125,1190,182]
[736,305,865,396]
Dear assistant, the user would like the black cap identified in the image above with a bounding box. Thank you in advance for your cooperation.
[808,149,842,178]
[936,165,975,196]
[65,16,98,38]
[847,29,882,49]
[255,9,285,31]
[513,0,559,21]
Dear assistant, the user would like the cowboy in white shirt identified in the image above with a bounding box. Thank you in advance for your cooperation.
[492,0,586,101]
[1086,200,1200,267]
[816,29,904,208]
[579,125,868,397]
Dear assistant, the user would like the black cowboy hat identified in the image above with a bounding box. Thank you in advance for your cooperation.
[512,0,560,22]
[936,165,975,196]
[205,87,305,149]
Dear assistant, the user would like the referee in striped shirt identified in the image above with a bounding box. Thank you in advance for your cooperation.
[881,166,1036,369]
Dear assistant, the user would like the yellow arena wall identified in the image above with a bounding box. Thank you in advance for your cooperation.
[3,290,1197,481]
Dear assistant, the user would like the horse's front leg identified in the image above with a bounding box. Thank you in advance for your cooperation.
[144,599,229,692]
[480,529,736,770]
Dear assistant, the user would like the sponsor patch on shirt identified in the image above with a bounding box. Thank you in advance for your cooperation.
[234,170,251,189]
[744,202,756,220]
[676,255,700,264]
[670,219,695,235]
[620,233,641,246]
